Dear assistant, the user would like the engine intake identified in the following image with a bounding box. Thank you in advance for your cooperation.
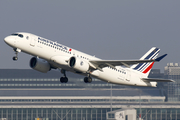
[30,57,51,73]
[69,57,89,73]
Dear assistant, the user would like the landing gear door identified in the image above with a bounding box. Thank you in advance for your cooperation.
[30,36,36,46]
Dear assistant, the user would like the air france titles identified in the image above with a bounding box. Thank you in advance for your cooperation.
[38,37,68,51]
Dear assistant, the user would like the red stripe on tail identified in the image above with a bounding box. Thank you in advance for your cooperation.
[142,62,154,73]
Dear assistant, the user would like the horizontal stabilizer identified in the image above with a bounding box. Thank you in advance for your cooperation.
[155,54,167,62]
[141,78,174,82]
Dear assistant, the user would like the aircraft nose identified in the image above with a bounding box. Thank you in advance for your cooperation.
[4,36,13,45]
[4,36,10,43]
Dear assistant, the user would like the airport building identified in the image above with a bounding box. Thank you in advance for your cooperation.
[0,69,180,120]
[164,63,180,101]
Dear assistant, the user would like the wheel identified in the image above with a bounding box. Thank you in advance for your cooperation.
[60,77,65,83]
[60,77,68,83]
[88,77,92,83]
[60,77,64,83]
[84,77,92,83]
[84,77,88,83]
[13,56,18,61]
[64,77,68,83]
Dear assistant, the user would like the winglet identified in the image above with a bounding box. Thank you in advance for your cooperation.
[155,54,167,62]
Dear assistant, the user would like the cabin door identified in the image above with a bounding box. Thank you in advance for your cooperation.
[30,36,36,46]
[126,70,131,82]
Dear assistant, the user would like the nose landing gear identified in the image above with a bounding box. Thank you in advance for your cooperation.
[12,48,21,61]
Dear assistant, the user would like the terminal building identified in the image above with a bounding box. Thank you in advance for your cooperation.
[0,69,180,120]
[164,63,180,102]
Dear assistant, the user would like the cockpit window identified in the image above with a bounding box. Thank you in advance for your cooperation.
[11,33,18,36]
[11,33,23,38]
[18,34,23,38]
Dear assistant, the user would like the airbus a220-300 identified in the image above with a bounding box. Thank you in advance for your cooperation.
[4,32,174,87]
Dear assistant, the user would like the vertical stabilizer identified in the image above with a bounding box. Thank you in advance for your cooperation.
[131,47,160,77]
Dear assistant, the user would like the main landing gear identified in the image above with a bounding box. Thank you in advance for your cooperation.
[60,77,68,83]
[84,74,92,83]
[59,69,92,83]
[60,69,68,83]
[12,48,21,61]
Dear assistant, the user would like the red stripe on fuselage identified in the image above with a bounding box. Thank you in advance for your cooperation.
[142,62,154,73]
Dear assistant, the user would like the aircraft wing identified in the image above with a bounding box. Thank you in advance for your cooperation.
[89,54,167,70]
[141,78,175,82]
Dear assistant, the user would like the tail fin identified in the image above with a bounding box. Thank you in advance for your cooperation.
[131,47,160,76]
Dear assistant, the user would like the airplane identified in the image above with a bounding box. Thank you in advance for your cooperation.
[4,32,174,87]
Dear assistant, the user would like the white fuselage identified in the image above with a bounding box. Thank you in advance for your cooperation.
[4,32,157,87]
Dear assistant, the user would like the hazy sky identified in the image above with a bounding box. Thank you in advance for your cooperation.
[0,0,180,72]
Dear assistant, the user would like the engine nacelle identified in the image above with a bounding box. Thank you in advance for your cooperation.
[30,57,51,73]
[69,57,89,73]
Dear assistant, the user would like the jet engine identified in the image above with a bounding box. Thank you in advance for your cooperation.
[69,57,89,73]
[30,57,51,73]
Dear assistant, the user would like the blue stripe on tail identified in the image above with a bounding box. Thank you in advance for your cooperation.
[133,48,160,71]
